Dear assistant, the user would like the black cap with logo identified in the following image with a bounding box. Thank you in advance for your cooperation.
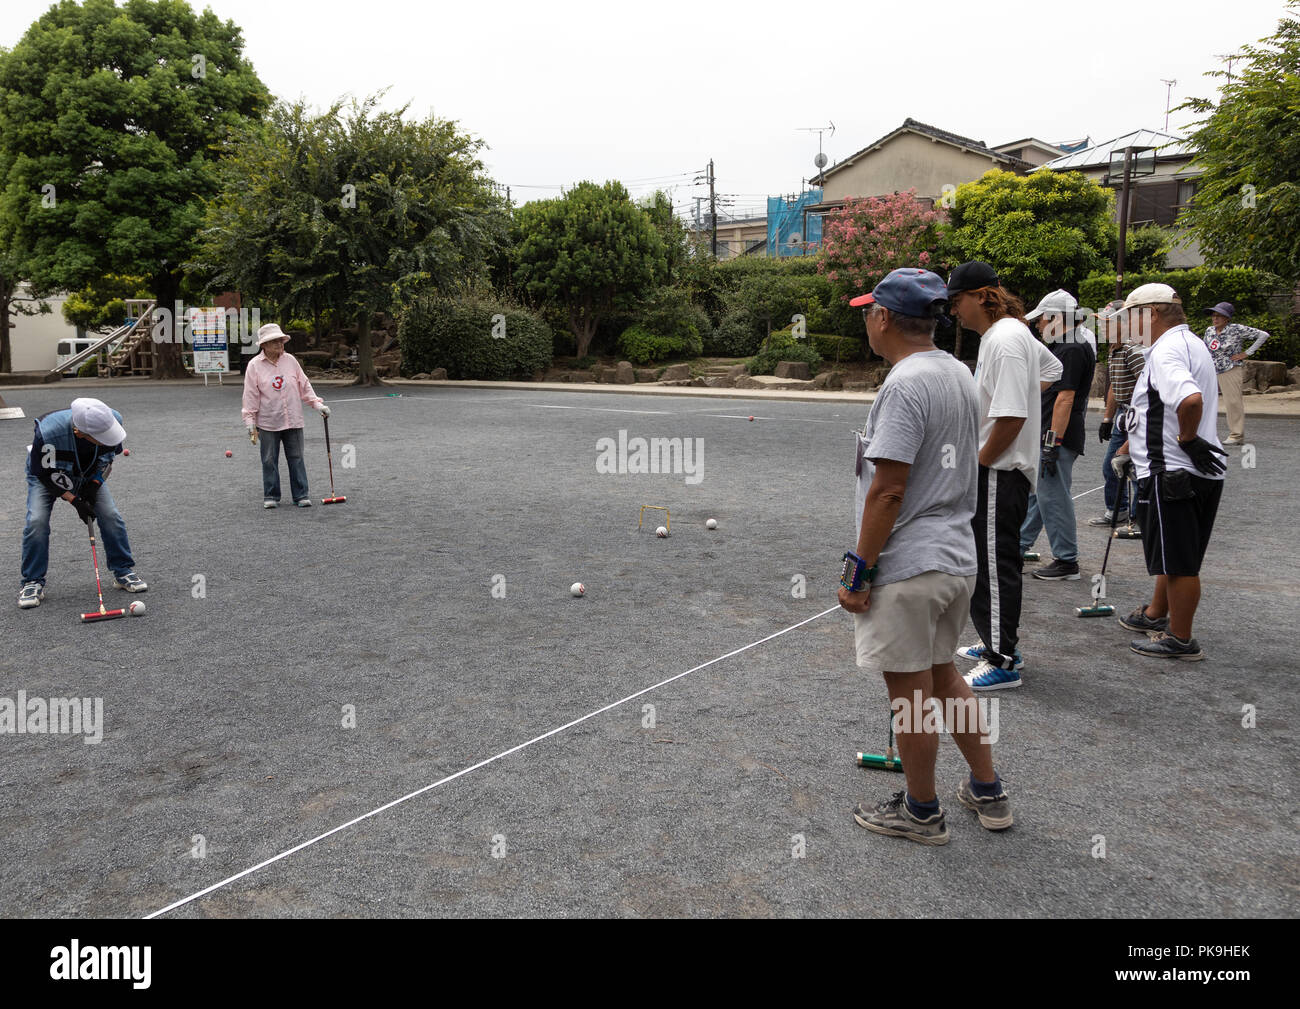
[946,261,1000,296]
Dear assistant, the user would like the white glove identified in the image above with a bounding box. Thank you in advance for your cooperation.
[318,404,331,418]
[1111,453,1131,479]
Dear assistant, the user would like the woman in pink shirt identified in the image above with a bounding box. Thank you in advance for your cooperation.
[241,324,330,508]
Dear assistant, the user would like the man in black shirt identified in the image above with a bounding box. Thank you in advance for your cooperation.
[1019,291,1096,580]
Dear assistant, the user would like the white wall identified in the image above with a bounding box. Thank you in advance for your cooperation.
[6,290,81,372]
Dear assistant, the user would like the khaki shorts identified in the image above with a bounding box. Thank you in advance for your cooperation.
[853,571,975,674]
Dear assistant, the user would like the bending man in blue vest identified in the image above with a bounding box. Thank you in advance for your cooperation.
[19,397,146,609]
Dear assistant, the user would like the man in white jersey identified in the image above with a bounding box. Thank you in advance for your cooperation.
[1113,284,1226,660]
[946,262,1062,691]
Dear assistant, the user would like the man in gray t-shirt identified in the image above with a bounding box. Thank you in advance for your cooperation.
[838,268,1012,847]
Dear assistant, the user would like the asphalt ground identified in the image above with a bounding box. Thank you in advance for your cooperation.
[0,381,1295,918]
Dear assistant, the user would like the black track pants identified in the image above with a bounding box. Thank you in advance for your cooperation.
[969,465,1031,668]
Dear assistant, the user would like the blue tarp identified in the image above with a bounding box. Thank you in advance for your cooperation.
[767,190,823,257]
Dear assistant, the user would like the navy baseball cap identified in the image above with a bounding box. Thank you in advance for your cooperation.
[1205,301,1234,318]
[849,268,949,318]
[946,260,1000,295]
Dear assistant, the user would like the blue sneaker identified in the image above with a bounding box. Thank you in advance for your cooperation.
[955,644,1024,671]
[964,660,1022,691]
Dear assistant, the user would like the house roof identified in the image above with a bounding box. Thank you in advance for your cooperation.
[1041,129,1195,171]
[819,118,1029,179]
[993,137,1067,158]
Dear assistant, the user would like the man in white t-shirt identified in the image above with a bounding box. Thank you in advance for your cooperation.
[946,263,1063,691]
[1113,284,1227,660]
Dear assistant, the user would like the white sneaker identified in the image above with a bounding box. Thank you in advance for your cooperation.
[263,500,278,509]
[18,582,45,608]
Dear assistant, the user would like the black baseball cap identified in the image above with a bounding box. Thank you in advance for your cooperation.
[946,261,1000,296]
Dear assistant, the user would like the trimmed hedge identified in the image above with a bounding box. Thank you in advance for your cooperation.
[398,296,552,379]
[1079,267,1285,318]
[769,327,864,363]
[748,330,823,376]
[707,308,764,356]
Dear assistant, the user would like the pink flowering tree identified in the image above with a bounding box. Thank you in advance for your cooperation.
[817,190,944,303]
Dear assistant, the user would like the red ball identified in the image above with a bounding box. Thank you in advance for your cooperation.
[748,416,754,422]
[122,448,129,456]
[225,450,232,457]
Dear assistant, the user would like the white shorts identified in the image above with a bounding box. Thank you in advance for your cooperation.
[853,571,975,674]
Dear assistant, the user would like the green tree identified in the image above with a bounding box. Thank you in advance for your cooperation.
[942,169,1113,303]
[1178,1,1300,285]
[0,0,270,378]
[193,95,507,385]
[511,181,667,358]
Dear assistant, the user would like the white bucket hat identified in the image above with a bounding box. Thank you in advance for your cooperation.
[256,323,290,347]
[70,397,126,446]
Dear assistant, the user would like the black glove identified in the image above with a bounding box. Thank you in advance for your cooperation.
[1041,443,1059,478]
[1179,436,1228,476]
[71,495,97,525]
[1099,419,1113,442]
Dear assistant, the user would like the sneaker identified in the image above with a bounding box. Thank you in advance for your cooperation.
[965,660,1022,691]
[853,791,948,845]
[1223,436,1243,445]
[1131,631,1204,660]
[263,500,278,509]
[1033,559,1081,580]
[1088,509,1128,526]
[295,499,312,508]
[955,644,1025,671]
[113,572,148,593]
[1118,606,1168,633]
[956,777,1014,830]
[18,582,45,609]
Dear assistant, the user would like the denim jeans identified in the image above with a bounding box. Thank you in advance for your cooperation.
[1020,445,1079,563]
[22,470,136,585]
[259,426,309,502]
[1101,425,1130,513]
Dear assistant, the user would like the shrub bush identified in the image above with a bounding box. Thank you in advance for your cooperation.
[707,308,764,357]
[617,324,679,365]
[398,295,552,379]
[614,287,706,363]
[77,358,98,377]
[748,330,823,376]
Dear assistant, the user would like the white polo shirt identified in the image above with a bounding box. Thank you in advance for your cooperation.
[974,317,1064,490]
[1127,325,1223,480]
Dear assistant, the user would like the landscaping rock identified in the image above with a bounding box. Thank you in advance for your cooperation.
[412,372,430,380]
[774,360,811,380]
[1289,367,1300,388]
[659,363,691,382]
[429,368,447,380]
[1242,359,1289,391]
[634,368,657,383]
[615,361,636,384]
[600,367,619,384]
[812,371,844,391]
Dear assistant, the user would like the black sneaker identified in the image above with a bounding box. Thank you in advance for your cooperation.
[956,778,1014,830]
[1118,606,1169,633]
[1032,559,1080,580]
[853,791,949,845]
[1131,631,1204,661]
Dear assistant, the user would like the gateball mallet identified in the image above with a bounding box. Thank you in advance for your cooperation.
[321,413,346,505]
[1076,465,1125,617]
[80,519,125,623]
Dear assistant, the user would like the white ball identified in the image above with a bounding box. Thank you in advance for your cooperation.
[128,600,146,616]
[655,526,668,538]
[570,582,585,597]
[706,518,717,530]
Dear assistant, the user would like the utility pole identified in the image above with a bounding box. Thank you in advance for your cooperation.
[1161,79,1177,131]
[1115,147,1135,302]
[708,159,717,258]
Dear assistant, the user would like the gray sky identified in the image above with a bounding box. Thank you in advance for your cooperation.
[4,0,1290,221]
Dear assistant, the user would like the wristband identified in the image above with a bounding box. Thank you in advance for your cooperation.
[840,551,878,592]
[1042,430,1058,448]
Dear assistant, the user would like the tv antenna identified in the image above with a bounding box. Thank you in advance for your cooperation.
[1161,79,1177,131]
[798,122,835,184]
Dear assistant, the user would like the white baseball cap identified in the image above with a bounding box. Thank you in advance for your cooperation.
[1122,283,1181,309]
[256,323,290,346]
[70,397,126,446]
[1025,289,1081,321]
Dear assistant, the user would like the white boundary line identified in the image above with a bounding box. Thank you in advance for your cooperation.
[145,604,843,918]
[1072,484,1104,500]
[527,404,671,415]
